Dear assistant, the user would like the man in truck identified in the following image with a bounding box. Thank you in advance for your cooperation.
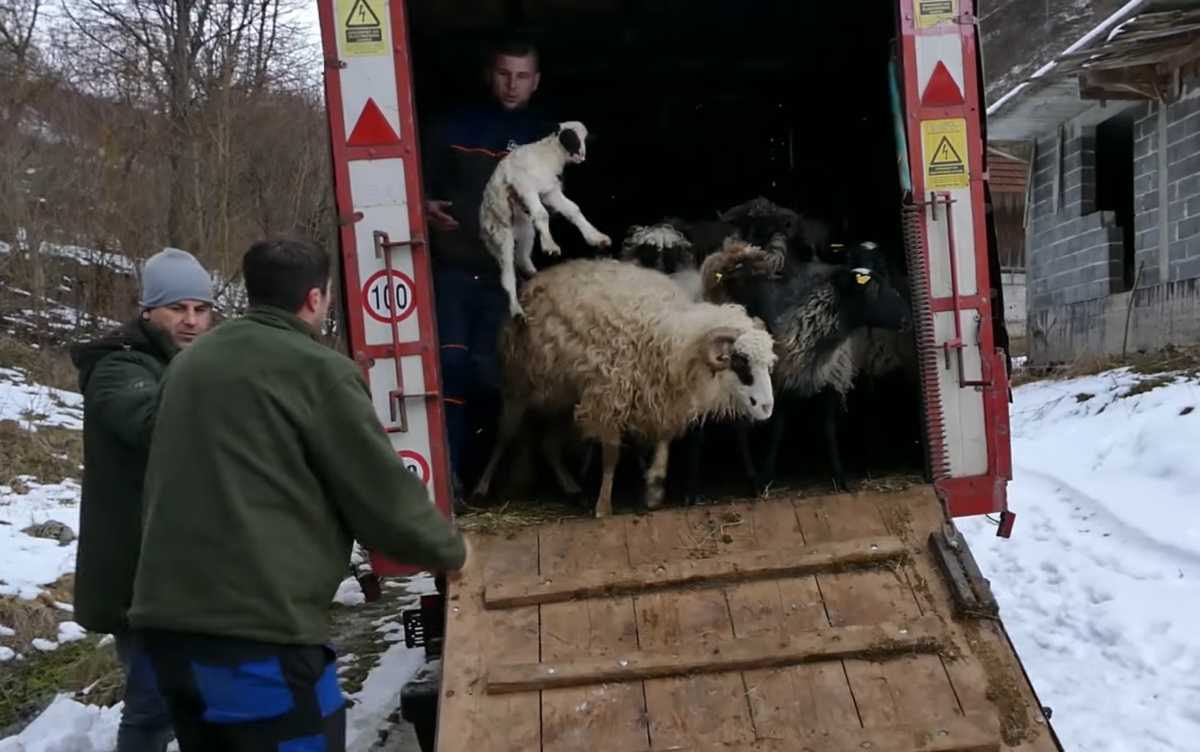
[421,34,555,510]
[70,246,216,752]
[127,238,468,750]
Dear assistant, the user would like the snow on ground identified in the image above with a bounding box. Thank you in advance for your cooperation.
[0,696,121,752]
[961,368,1200,752]
[0,477,80,600]
[0,367,84,431]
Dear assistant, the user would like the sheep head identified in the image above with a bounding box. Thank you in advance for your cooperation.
[701,238,783,304]
[697,325,776,422]
[829,264,912,333]
[556,121,589,163]
[621,223,694,273]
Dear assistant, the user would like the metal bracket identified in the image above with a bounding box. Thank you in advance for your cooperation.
[922,191,991,389]
[372,231,432,433]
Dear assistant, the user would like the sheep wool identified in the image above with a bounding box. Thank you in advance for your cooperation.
[499,258,775,442]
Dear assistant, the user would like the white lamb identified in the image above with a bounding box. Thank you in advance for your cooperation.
[470,258,777,518]
[479,120,612,318]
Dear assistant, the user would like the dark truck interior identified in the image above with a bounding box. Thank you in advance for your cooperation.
[407,0,930,505]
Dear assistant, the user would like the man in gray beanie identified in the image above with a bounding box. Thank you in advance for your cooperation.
[68,246,215,752]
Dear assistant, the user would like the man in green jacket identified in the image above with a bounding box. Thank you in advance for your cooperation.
[129,237,467,751]
[70,247,216,752]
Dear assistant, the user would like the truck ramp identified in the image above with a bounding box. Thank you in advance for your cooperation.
[435,486,1061,751]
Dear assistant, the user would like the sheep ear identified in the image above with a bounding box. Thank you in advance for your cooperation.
[701,327,740,372]
[558,128,582,156]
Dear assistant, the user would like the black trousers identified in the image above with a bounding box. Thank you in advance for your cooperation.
[140,629,346,752]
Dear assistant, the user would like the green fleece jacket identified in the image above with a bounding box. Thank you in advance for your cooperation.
[69,319,179,635]
[128,306,465,645]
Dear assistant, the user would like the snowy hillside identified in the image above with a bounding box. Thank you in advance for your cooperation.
[961,366,1200,751]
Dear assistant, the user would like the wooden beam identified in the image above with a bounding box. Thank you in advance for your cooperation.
[483,535,908,609]
[617,712,1002,752]
[485,614,946,694]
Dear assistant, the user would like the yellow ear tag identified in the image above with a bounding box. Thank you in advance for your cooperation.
[714,272,724,281]
[831,243,844,251]
[856,273,871,285]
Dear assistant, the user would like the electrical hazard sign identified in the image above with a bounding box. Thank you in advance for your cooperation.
[336,0,388,57]
[914,0,957,28]
[922,118,970,190]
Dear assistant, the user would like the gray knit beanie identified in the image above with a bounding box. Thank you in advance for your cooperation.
[139,247,215,309]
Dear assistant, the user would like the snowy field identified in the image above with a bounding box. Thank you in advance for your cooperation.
[2,363,1198,750]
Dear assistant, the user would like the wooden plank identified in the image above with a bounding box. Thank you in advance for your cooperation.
[628,509,758,748]
[433,530,541,752]
[798,495,965,733]
[484,535,906,608]
[727,577,863,740]
[486,614,944,694]
[618,711,1001,751]
[637,587,758,747]
[538,516,650,751]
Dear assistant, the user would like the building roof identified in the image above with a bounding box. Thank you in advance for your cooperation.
[987,1,1200,140]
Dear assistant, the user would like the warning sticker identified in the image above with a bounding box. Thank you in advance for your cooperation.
[337,0,389,58]
[921,118,970,190]
[915,0,957,28]
[398,450,431,485]
[362,269,417,324]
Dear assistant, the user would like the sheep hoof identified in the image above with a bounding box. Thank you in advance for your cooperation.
[543,242,562,256]
[589,232,612,248]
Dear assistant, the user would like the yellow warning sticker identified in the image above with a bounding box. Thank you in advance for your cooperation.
[337,0,389,58]
[921,118,970,190]
[914,0,957,28]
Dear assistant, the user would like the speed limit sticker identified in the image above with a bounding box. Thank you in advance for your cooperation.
[397,450,430,485]
[362,269,417,324]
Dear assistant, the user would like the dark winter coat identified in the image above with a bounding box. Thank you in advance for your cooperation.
[128,306,466,646]
[69,318,179,635]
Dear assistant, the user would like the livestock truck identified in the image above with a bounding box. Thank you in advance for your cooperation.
[315,1,1064,750]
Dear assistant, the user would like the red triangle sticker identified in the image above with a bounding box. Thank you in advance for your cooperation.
[921,61,965,108]
[347,98,401,147]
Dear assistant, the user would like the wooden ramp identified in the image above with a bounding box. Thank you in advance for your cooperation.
[434,486,1062,751]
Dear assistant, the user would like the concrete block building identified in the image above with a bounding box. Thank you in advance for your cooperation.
[984,1,1200,363]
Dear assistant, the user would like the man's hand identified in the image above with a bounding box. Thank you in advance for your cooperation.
[444,534,471,586]
[426,199,460,232]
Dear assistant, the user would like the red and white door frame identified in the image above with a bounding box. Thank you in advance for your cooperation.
[316,0,453,575]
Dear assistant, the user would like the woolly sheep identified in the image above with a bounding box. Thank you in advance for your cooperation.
[470,258,777,518]
[620,222,703,300]
[479,120,612,318]
[703,244,911,492]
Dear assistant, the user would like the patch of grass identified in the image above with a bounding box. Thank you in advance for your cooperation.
[1013,343,1200,387]
[0,596,60,649]
[0,335,78,393]
[0,636,122,734]
[0,420,83,487]
[1119,375,1175,400]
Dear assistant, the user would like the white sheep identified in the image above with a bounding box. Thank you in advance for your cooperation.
[619,222,703,300]
[478,120,612,318]
[470,258,777,518]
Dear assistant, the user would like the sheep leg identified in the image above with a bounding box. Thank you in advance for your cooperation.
[683,428,704,506]
[735,421,760,496]
[471,396,527,503]
[543,189,611,249]
[643,439,671,510]
[518,187,562,256]
[491,227,524,318]
[824,391,849,493]
[595,438,621,518]
[756,410,787,495]
[541,427,583,499]
[514,216,538,278]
